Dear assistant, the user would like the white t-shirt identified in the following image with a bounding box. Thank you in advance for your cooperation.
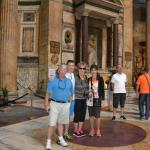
[111,73,127,93]
[65,72,75,99]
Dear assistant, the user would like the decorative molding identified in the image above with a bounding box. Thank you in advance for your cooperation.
[18,1,41,6]
[51,54,59,65]
[63,1,74,7]
[22,27,34,52]
[50,41,60,54]
[19,10,39,57]
[75,0,122,14]
[112,16,123,24]
[20,25,37,56]
[113,17,120,24]
[17,56,39,67]
[82,10,89,16]
[75,12,81,20]
[23,12,35,22]
[106,20,112,27]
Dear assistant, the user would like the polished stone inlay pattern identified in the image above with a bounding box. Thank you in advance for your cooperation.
[69,120,147,147]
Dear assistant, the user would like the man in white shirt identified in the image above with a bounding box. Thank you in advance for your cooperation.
[64,60,75,140]
[111,64,127,120]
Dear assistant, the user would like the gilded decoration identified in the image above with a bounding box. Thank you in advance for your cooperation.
[50,41,60,54]
[51,54,59,65]
[125,52,132,61]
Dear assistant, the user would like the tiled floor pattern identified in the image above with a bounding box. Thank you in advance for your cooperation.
[0,95,150,150]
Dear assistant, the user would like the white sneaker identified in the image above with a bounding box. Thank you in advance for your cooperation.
[46,142,51,150]
[57,138,68,147]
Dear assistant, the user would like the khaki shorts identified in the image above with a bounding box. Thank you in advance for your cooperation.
[48,101,70,126]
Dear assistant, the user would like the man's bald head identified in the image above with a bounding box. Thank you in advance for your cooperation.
[116,64,123,74]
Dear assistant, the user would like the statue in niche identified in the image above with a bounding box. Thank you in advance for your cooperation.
[139,47,146,68]
[65,30,72,49]
[136,48,146,69]
[88,34,97,66]
[63,27,74,51]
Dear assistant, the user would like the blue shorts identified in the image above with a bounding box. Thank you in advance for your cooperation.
[70,100,75,116]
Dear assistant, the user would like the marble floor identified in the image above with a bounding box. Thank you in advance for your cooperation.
[0,95,150,150]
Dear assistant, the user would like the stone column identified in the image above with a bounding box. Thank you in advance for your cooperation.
[75,19,81,65]
[113,22,119,66]
[39,0,63,90]
[106,21,113,68]
[146,0,150,70]
[123,0,133,85]
[118,23,123,65]
[82,12,88,64]
[0,0,18,92]
[102,27,107,69]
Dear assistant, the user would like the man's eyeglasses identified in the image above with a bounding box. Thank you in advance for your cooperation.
[79,67,86,70]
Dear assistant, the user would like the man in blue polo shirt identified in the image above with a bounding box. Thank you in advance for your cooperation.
[44,64,73,150]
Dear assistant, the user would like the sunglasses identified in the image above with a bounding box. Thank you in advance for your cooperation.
[58,80,66,90]
[79,67,86,70]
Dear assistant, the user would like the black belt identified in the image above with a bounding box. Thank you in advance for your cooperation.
[50,99,69,103]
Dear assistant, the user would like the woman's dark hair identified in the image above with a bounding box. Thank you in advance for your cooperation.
[90,64,100,80]
[66,60,74,65]
[90,64,98,71]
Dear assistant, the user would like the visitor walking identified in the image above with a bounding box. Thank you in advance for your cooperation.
[136,68,150,120]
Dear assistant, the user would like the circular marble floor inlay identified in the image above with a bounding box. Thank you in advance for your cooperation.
[69,120,147,147]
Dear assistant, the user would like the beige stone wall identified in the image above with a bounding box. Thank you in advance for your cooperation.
[48,0,63,67]
[17,4,40,93]
[39,0,63,89]
[63,11,75,25]
[123,0,133,86]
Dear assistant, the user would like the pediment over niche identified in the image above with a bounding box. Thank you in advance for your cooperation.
[105,0,123,6]
[74,0,124,10]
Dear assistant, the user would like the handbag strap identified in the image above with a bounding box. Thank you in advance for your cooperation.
[90,78,93,90]
[144,74,150,93]
[89,78,95,98]
[90,78,98,98]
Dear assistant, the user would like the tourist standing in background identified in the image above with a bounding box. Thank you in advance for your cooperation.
[111,64,127,120]
[136,68,150,120]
